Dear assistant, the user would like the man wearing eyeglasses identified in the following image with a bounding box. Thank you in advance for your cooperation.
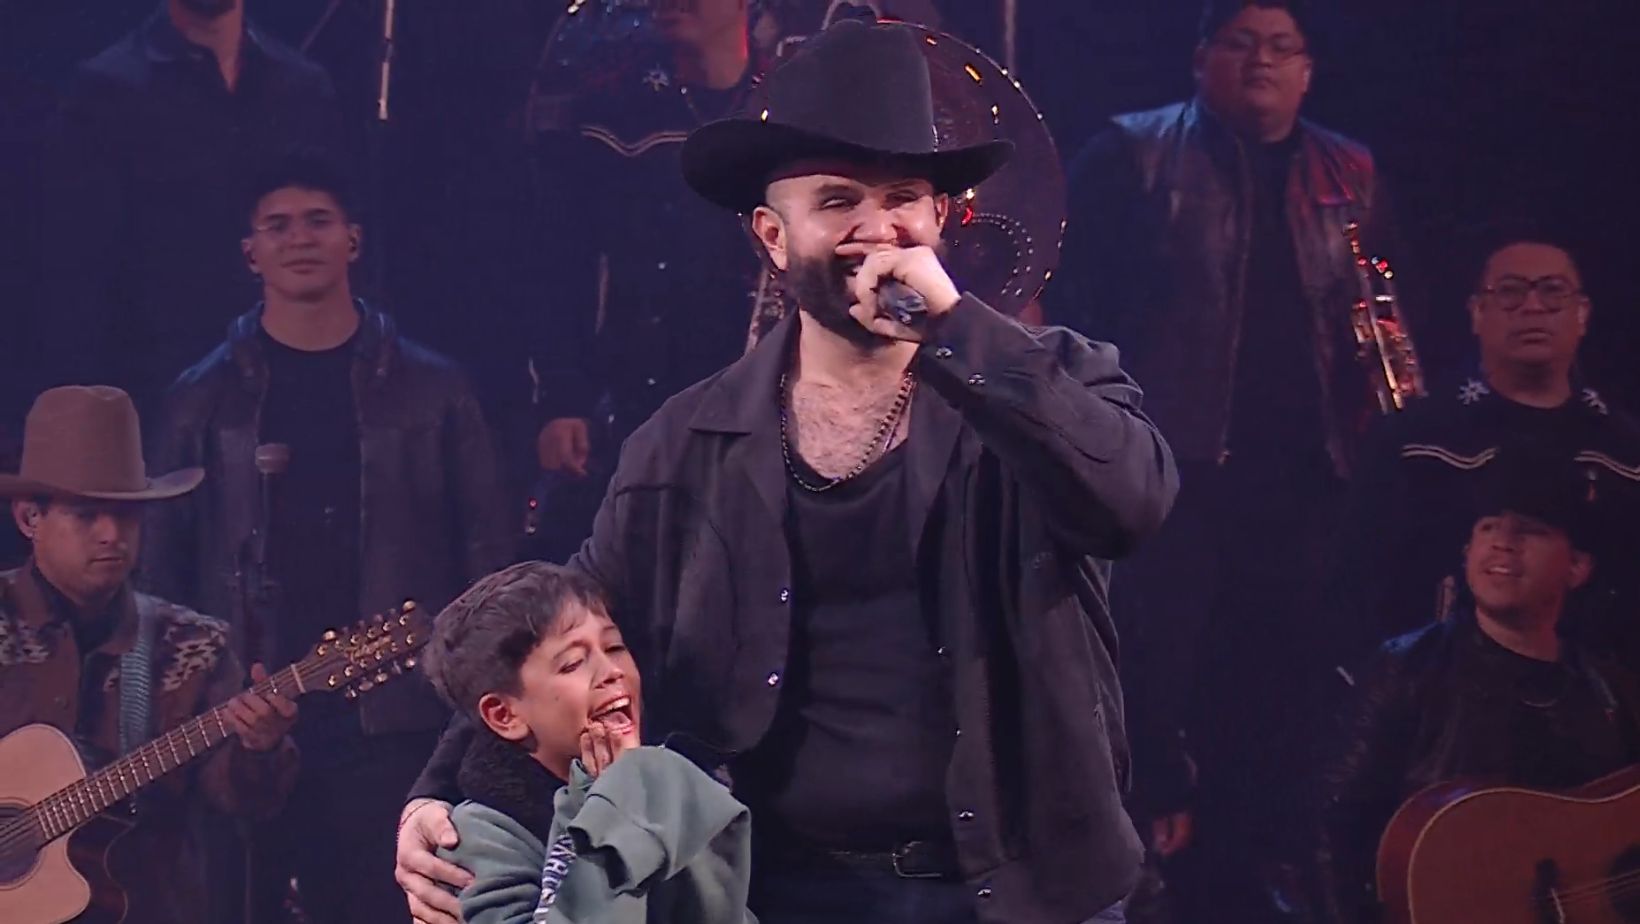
[1335,235,1640,679]
[141,148,513,924]
[1047,1,1413,919]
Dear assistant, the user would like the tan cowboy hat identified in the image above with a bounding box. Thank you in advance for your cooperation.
[0,386,204,501]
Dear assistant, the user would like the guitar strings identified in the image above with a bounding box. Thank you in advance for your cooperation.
[0,702,242,856]
[2,621,416,861]
[0,664,314,858]
[1537,865,1640,906]
[1552,869,1640,903]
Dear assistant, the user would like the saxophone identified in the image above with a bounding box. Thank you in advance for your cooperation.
[1344,220,1425,412]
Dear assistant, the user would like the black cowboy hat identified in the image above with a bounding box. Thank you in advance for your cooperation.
[681,18,1014,214]
[1469,443,1600,553]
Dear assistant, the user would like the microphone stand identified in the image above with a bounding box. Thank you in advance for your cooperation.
[368,0,400,304]
[239,445,289,924]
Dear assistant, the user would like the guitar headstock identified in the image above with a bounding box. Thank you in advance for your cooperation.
[294,601,432,699]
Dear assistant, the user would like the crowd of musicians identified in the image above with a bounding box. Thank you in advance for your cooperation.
[2,2,1637,924]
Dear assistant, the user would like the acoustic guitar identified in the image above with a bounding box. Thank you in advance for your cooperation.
[0,602,429,924]
[1377,765,1640,923]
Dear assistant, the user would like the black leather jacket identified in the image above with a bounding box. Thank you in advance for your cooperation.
[1056,99,1405,477]
[142,302,514,735]
[1315,611,1640,923]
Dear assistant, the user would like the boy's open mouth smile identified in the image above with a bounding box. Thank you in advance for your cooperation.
[590,694,637,733]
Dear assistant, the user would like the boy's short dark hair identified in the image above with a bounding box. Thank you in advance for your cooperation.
[423,561,609,715]
[1199,0,1314,43]
[245,146,356,226]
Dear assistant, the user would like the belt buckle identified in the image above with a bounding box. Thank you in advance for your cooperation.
[891,841,944,880]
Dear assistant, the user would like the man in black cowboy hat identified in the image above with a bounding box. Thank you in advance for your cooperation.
[0,385,299,924]
[1315,446,1640,924]
[396,18,1175,924]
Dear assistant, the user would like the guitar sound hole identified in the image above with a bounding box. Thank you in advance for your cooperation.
[1611,845,1640,923]
[0,804,41,887]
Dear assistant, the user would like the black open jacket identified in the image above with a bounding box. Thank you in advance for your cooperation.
[142,302,514,735]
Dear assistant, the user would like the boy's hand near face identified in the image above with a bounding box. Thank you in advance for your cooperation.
[579,719,634,778]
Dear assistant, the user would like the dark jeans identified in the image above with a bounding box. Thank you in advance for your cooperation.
[750,865,1127,924]
[261,724,440,924]
[1125,457,1341,923]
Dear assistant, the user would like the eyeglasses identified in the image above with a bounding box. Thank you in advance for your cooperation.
[1209,31,1308,64]
[251,212,343,239]
[1478,274,1584,311]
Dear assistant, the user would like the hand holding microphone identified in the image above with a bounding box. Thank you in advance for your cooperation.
[844,244,962,342]
[876,278,929,327]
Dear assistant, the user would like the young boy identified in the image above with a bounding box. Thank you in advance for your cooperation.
[421,561,756,924]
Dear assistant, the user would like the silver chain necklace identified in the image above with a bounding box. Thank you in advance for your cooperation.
[779,370,915,493]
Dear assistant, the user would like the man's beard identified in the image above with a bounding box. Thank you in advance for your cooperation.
[177,0,237,18]
[783,250,881,348]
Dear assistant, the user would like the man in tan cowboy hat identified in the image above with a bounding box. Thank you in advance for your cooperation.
[0,385,299,924]
[398,19,1173,924]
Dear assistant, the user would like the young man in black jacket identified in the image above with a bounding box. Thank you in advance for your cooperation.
[396,20,1175,924]
[143,150,513,924]
[38,0,342,415]
[1316,448,1640,924]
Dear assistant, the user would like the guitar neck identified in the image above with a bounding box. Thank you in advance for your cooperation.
[27,664,308,842]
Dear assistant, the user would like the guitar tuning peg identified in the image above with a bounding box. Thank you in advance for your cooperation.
[403,600,417,612]
[366,626,380,640]
[403,657,418,670]
[390,663,404,675]
[322,629,339,642]
[375,671,389,684]
[358,679,375,692]
[344,688,359,700]
[399,613,410,626]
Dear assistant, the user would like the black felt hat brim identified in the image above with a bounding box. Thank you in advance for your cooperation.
[682,117,1014,214]
[1467,450,1601,553]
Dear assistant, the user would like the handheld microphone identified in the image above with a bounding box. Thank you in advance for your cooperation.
[876,279,929,327]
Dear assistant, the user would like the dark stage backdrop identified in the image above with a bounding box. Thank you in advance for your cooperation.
[3,0,1635,470]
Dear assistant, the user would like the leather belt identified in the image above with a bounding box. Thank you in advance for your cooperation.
[760,838,962,880]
